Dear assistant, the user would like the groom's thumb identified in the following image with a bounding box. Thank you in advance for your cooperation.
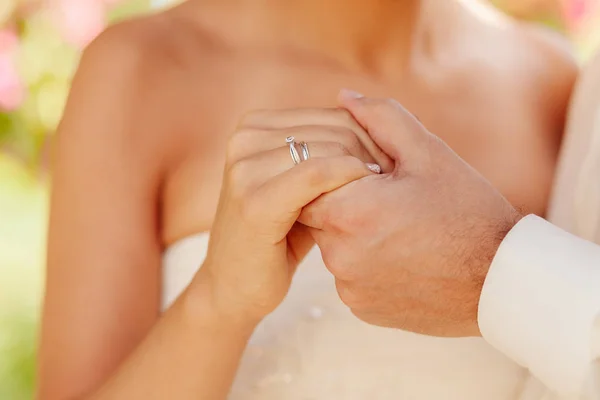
[338,89,427,164]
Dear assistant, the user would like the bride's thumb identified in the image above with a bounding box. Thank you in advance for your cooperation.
[338,89,427,164]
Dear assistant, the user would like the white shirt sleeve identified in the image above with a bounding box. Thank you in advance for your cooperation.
[478,214,600,397]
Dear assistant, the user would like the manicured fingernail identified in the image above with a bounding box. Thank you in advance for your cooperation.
[366,163,381,174]
[339,88,364,100]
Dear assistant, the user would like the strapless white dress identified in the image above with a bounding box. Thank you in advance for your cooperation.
[161,233,561,400]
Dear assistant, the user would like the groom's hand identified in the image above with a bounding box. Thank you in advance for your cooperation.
[300,91,522,337]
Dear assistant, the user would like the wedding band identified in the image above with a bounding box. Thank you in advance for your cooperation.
[299,142,310,161]
[286,136,301,165]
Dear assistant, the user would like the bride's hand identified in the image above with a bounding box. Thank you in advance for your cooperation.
[195,108,392,326]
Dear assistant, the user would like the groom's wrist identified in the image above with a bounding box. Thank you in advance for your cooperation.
[467,206,523,336]
[468,205,521,274]
[478,206,522,273]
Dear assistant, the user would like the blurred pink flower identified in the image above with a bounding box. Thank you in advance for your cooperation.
[0,29,24,111]
[563,0,600,28]
[566,0,588,21]
[0,29,18,52]
[54,0,107,48]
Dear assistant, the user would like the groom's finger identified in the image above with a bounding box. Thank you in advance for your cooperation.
[337,90,430,167]
[298,189,337,230]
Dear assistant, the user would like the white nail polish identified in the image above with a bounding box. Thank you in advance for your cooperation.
[366,163,381,174]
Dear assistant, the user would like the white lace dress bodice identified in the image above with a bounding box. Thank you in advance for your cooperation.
[162,233,532,400]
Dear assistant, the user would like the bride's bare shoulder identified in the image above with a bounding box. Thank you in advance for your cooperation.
[457,2,578,95]
[428,2,579,214]
[62,9,222,155]
[445,1,578,149]
[81,8,218,83]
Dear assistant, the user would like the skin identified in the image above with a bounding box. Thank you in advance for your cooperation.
[46,101,385,400]
[38,0,577,399]
[301,91,523,337]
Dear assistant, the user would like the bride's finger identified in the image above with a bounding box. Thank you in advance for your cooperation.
[227,125,375,166]
[244,155,375,242]
[235,108,394,171]
[228,142,380,193]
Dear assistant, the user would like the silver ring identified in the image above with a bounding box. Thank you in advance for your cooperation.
[286,136,301,165]
[299,142,310,161]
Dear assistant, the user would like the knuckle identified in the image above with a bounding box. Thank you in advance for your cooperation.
[227,128,254,159]
[302,196,338,231]
[303,158,330,185]
[333,107,354,124]
[236,109,266,128]
[337,128,362,154]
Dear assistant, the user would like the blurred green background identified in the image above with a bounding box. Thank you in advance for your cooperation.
[1,0,599,398]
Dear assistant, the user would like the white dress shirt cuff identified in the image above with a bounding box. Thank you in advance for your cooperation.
[478,214,600,396]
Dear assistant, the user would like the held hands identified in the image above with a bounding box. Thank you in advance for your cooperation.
[197,108,392,327]
[300,91,522,337]
[193,91,520,337]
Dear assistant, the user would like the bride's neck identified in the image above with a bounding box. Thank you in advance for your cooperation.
[187,0,424,75]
